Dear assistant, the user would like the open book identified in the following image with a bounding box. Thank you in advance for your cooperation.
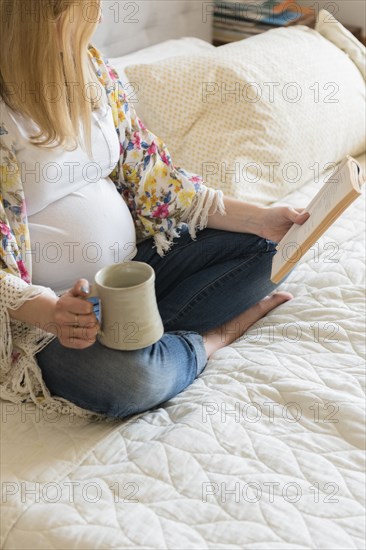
[270,155,365,284]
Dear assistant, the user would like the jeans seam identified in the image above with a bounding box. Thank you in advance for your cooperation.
[164,250,271,328]
[164,227,234,256]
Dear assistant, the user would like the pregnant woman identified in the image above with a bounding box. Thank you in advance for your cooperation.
[0,0,309,420]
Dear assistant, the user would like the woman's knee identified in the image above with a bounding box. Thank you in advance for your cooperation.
[253,235,277,255]
[103,331,204,418]
[231,233,278,264]
[37,341,166,419]
[100,345,179,418]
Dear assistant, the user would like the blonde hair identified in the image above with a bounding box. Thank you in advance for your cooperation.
[0,0,104,159]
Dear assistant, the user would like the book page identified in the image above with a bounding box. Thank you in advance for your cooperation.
[275,160,353,262]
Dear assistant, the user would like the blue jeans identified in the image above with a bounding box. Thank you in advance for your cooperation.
[36,224,280,418]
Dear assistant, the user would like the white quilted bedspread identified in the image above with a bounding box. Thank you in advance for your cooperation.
[1,156,365,550]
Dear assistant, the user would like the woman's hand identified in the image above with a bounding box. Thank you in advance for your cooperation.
[52,278,100,349]
[258,206,310,243]
[7,278,100,349]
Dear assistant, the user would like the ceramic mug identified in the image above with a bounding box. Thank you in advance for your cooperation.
[88,261,164,351]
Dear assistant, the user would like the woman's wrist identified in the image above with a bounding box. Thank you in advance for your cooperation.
[206,195,266,236]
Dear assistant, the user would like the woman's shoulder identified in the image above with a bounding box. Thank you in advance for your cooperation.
[1,97,10,133]
[0,101,13,147]
[0,98,20,159]
[87,43,110,67]
[87,43,122,88]
[87,43,108,75]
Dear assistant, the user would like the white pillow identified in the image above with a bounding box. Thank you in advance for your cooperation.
[109,37,214,122]
[315,9,366,80]
[125,26,366,205]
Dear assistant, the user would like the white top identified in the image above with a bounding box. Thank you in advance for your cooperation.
[2,92,138,294]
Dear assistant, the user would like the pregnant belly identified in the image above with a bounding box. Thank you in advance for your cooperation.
[28,178,138,294]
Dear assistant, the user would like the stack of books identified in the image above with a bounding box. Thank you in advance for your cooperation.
[213,0,316,44]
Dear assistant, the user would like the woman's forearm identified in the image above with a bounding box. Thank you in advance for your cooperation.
[7,292,59,333]
[206,194,310,243]
[207,195,265,235]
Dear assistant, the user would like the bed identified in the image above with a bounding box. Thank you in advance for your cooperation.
[1,2,365,548]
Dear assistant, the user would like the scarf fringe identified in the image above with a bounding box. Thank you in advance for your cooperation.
[152,187,227,257]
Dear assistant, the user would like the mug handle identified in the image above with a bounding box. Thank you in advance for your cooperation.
[88,283,99,298]
[86,284,103,336]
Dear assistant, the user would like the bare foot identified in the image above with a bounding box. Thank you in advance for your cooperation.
[202,291,293,358]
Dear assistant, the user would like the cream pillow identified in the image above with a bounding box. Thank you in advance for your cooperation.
[315,9,366,80]
[109,37,215,122]
[125,26,366,205]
